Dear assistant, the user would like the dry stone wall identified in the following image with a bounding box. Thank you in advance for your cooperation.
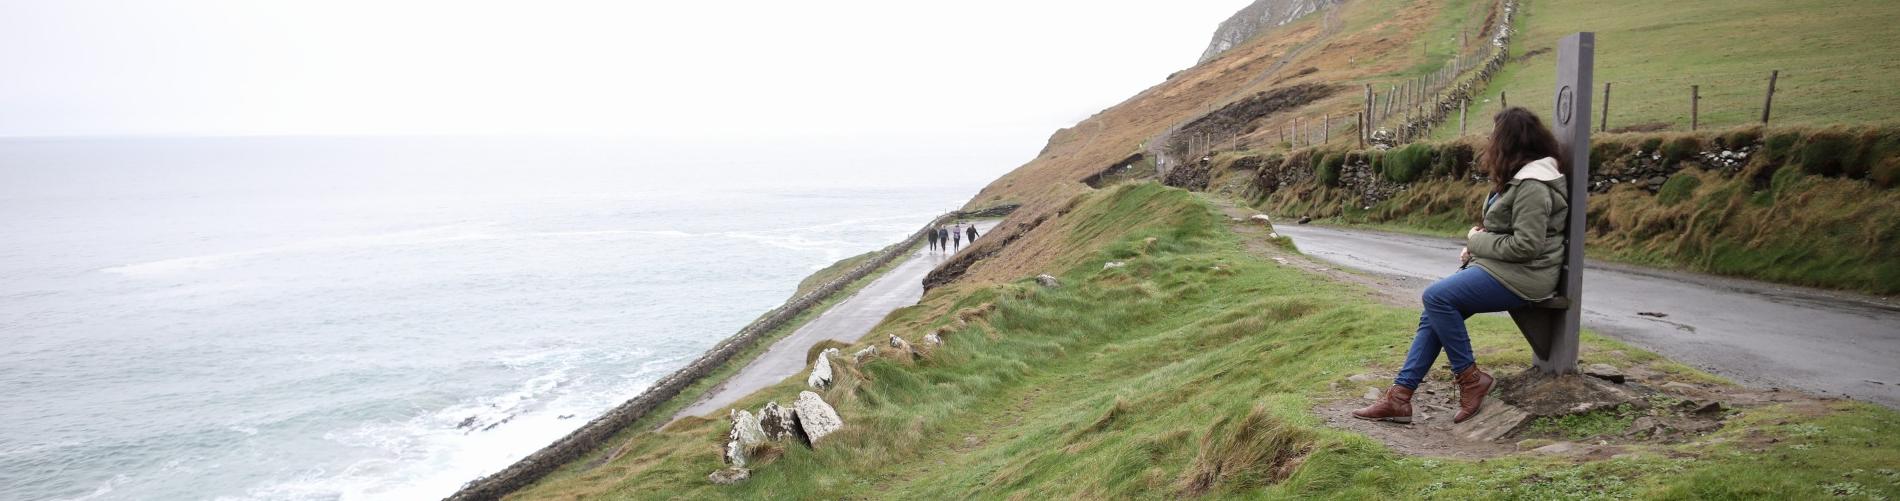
[444,205,1018,501]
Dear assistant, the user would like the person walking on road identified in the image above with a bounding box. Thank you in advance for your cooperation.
[937,226,950,253]
[966,224,978,243]
[951,223,963,251]
[927,224,940,253]
[1353,107,1570,425]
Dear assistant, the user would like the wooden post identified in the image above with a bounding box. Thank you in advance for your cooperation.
[1501,91,1508,108]
[1358,112,1365,148]
[1364,83,1374,134]
[1460,98,1468,135]
[1761,70,1779,124]
[1691,85,1700,131]
[1507,32,1593,376]
[1600,82,1611,132]
[1324,114,1331,143]
[1385,87,1394,118]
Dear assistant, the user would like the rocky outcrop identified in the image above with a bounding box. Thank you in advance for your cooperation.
[1198,0,1336,63]
[793,391,845,445]
[807,348,839,389]
[714,391,850,484]
[1036,274,1061,288]
[758,401,799,442]
[723,410,766,467]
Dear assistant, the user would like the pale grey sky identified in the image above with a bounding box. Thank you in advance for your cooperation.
[1,1,1251,140]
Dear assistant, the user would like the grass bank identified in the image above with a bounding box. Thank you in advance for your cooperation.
[510,183,1900,499]
[1244,126,1900,294]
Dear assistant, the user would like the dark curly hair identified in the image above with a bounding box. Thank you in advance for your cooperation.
[1480,107,1565,194]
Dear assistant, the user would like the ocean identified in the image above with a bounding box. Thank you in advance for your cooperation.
[0,136,996,500]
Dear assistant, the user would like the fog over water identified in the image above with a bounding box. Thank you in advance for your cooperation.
[0,136,1002,500]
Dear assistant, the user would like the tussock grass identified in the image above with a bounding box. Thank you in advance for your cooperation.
[511,183,1900,500]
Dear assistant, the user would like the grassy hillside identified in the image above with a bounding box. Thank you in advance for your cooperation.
[1441,0,1900,139]
[511,184,1900,499]
[962,0,1505,281]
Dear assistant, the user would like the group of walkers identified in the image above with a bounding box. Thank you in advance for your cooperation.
[927,222,979,254]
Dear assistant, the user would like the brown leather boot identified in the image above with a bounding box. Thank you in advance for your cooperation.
[1453,364,1495,423]
[1351,385,1414,423]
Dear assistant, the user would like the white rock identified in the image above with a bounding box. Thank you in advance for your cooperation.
[1533,442,1581,455]
[757,401,798,442]
[708,467,750,485]
[923,332,943,346]
[1036,274,1060,288]
[852,346,877,365]
[806,350,835,388]
[724,409,766,466]
[1103,261,1125,270]
[793,391,844,445]
[1250,214,1272,224]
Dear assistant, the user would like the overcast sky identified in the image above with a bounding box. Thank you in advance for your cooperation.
[0,0,1252,141]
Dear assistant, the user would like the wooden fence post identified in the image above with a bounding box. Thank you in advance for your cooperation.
[1364,83,1374,136]
[1324,114,1331,143]
[1358,112,1365,148]
[1501,91,1508,108]
[1691,85,1700,131]
[1761,70,1779,124]
[1600,82,1611,132]
[1460,98,1468,135]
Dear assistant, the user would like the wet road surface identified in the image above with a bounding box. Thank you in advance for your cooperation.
[672,221,998,421]
[1275,223,1900,408]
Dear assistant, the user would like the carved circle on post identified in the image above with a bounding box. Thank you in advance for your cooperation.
[1555,85,1574,125]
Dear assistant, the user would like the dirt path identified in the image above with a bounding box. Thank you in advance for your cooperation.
[1272,223,1900,409]
[670,221,1000,422]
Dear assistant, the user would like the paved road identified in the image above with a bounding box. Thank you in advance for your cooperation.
[1274,224,1900,408]
[672,221,999,421]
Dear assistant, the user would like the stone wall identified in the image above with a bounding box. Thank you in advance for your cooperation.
[1390,0,1517,143]
[444,205,1017,501]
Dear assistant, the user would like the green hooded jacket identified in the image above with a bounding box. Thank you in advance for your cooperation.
[1469,157,1570,301]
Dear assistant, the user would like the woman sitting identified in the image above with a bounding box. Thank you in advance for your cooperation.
[1353,107,1571,424]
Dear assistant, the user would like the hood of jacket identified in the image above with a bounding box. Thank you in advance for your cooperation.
[1513,157,1563,181]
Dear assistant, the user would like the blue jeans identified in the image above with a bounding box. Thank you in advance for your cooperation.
[1394,267,1527,389]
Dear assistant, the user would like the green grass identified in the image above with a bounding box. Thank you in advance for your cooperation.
[792,251,879,298]
[1439,0,1900,140]
[1525,404,1639,440]
[510,183,1900,500]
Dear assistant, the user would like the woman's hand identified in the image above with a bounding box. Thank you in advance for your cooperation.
[1466,226,1485,239]
[1460,246,1472,263]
